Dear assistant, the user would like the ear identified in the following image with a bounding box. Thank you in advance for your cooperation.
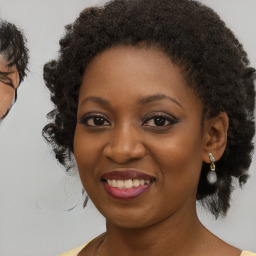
[202,112,229,163]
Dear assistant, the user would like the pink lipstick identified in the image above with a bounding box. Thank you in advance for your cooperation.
[101,170,155,200]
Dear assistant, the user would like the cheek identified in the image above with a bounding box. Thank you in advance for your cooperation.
[150,130,204,191]
[0,83,15,118]
[73,127,102,183]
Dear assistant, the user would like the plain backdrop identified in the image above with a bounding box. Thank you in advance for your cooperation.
[0,0,255,255]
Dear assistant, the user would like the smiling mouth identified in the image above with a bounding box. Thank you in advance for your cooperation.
[101,170,155,200]
[104,178,152,189]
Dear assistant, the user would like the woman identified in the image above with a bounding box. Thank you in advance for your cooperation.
[43,0,255,255]
[0,20,29,119]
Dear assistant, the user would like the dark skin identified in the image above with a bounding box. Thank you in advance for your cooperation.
[74,46,240,256]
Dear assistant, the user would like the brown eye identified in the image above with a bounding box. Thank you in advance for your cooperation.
[143,114,177,127]
[80,115,111,127]
[153,117,167,126]
[92,117,106,126]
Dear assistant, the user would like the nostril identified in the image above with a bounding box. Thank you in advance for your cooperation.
[103,141,146,163]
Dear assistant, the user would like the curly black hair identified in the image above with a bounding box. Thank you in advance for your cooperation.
[0,19,29,83]
[43,0,255,217]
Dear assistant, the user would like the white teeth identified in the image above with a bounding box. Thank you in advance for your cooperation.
[106,179,151,189]
[124,179,133,188]
[140,180,145,185]
[112,180,117,187]
[116,180,124,188]
[133,179,140,187]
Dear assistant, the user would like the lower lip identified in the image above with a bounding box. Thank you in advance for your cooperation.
[103,182,152,200]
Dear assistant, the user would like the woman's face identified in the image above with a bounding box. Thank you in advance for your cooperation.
[0,55,20,119]
[74,46,209,228]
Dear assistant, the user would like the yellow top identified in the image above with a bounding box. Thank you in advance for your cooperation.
[241,251,256,256]
[59,245,256,256]
[59,244,87,256]
[242,252,256,256]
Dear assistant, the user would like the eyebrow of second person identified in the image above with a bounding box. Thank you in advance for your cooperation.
[0,70,18,76]
[80,94,183,109]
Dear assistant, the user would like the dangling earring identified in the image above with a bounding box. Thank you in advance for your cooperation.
[207,153,217,184]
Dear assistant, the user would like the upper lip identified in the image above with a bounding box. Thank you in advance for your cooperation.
[101,169,156,181]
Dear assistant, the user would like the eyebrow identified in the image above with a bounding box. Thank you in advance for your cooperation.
[0,71,13,75]
[80,96,110,106]
[139,94,183,108]
[81,94,183,109]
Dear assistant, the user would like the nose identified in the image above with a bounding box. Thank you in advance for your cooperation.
[103,124,146,164]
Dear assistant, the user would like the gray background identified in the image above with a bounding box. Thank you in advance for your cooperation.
[0,0,255,255]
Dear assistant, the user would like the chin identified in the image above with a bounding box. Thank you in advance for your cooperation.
[101,206,164,230]
[106,216,153,229]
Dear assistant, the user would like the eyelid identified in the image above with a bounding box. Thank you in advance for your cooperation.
[79,112,111,126]
[0,76,14,88]
[142,112,179,126]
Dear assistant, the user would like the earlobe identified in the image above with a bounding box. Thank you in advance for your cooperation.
[202,112,229,163]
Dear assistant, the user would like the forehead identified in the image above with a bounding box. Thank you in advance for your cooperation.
[80,45,197,103]
[85,45,176,73]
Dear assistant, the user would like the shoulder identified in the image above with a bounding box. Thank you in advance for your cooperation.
[241,251,256,256]
[59,244,87,256]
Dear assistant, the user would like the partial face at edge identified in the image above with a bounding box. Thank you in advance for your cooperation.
[0,55,20,119]
[74,46,208,228]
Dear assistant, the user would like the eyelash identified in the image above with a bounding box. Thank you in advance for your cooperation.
[80,113,111,127]
[0,76,14,88]
[79,112,178,128]
[142,113,178,127]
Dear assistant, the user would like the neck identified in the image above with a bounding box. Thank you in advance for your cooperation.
[102,204,207,256]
